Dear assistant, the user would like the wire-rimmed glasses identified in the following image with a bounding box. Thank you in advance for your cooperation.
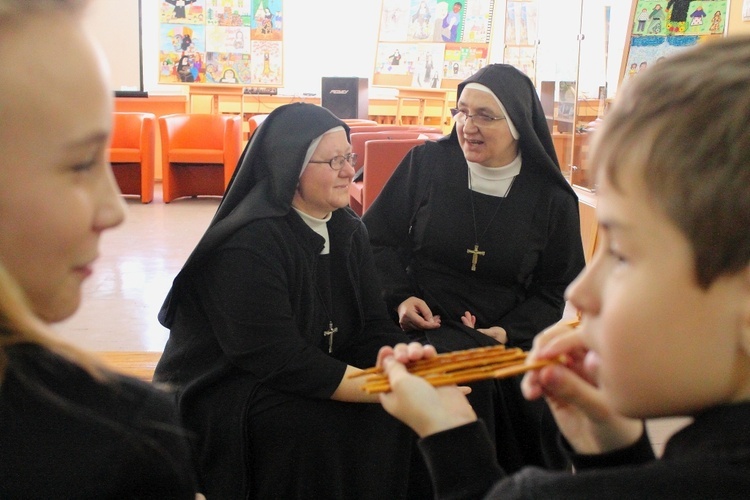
[308,152,358,171]
[451,108,507,127]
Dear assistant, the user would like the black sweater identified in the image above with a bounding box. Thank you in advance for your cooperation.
[0,343,197,499]
[419,402,750,499]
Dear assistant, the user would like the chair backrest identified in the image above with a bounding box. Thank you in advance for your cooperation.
[247,114,269,139]
[161,113,242,157]
[361,138,426,213]
[349,131,425,163]
[160,113,239,150]
[110,112,155,150]
[347,124,444,135]
[342,118,379,126]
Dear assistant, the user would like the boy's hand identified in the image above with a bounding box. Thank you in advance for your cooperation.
[521,322,643,454]
[377,343,475,438]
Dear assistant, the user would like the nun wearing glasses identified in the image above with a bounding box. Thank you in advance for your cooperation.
[364,64,586,474]
[155,103,420,499]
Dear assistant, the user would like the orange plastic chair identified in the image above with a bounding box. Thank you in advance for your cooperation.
[108,112,156,204]
[349,138,427,216]
[159,113,243,203]
[247,114,269,139]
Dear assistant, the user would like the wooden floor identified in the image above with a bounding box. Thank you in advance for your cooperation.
[54,183,690,455]
[54,184,219,352]
[96,351,162,382]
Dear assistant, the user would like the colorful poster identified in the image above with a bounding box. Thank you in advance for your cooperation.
[461,0,494,43]
[503,46,536,83]
[631,0,726,36]
[623,35,702,82]
[159,0,283,86]
[160,0,206,24]
[250,41,283,84]
[206,25,252,53]
[380,0,411,41]
[407,0,439,41]
[375,43,418,75]
[443,43,487,79]
[205,52,252,84]
[251,0,283,40]
[375,0,492,86]
[434,1,465,42]
[410,43,445,87]
[623,1,725,85]
[504,1,537,45]
[205,0,252,26]
[159,24,207,83]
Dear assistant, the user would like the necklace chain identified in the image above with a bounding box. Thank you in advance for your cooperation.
[313,266,337,353]
[468,169,515,244]
[466,170,515,271]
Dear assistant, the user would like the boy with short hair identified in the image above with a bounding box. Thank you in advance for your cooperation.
[376,35,750,499]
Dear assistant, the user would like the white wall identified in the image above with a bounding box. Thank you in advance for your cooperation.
[84,0,142,91]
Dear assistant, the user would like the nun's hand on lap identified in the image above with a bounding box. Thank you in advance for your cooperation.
[461,312,507,343]
[398,297,441,331]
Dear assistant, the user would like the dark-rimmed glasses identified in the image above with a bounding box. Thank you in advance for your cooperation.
[308,152,358,171]
[451,108,507,127]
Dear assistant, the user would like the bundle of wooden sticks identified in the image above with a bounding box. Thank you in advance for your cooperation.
[351,319,579,394]
[350,344,557,394]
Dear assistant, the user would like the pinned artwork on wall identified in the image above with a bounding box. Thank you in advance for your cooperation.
[374,0,494,88]
[621,0,727,85]
[158,0,283,87]
[502,0,538,84]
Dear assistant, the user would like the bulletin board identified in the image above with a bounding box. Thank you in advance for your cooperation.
[158,0,284,87]
[620,0,727,85]
[373,0,495,89]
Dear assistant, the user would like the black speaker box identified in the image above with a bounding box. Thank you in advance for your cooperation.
[321,77,369,119]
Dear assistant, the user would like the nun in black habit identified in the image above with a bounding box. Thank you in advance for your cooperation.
[363,64,586,473]
[154,103,419,499]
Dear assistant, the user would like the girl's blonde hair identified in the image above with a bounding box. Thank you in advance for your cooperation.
[0,0,100,381]
[0,260,104,381]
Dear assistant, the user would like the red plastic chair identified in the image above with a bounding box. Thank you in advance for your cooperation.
[159,113,243,203]
[347,124,443,135]
[349,131,426,164]
[342,118,379,126]
[349,138,427,215]
[108,112,156,204]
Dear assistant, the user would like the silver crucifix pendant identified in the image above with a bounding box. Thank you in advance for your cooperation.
[324,321,338,353]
